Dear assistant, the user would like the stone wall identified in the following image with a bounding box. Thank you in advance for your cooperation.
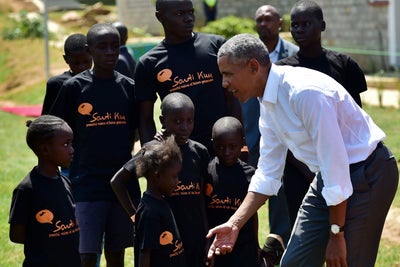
[117,0,390,72]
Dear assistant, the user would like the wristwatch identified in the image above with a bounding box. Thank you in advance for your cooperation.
[330,224,344,234]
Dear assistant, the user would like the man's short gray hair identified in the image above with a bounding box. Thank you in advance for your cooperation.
[218,33,270,66]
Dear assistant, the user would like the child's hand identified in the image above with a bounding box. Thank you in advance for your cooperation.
[154,129,167,142]
[204,255,214,267]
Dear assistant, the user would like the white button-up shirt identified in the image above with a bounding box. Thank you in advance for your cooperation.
[268,38,281,63]
[248,64,385,206]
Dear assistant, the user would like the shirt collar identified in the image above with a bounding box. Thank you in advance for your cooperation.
[268,38,282,62]
[260,64,281,104]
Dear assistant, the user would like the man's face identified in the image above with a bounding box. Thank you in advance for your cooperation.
[88,30,120,71]
[217,55,259,103]
[290,8,324,48]
[157,0,195,43]
[255,6,282,44]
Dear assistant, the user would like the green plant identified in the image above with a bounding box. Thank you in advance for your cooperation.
[2,10,46,40]
[200,15,256,39]
[282,14,291,32]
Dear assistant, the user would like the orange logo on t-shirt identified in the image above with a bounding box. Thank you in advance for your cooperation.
[160,231,174,245]
[157,69,173,82]
[78,103,93,115]
[35,209,54,224]
[205,183,213,197]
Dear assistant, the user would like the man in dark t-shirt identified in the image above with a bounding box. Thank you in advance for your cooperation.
[135,0,241,156]
[52,23,140,267]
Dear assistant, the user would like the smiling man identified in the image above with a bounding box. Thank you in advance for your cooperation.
[241,7,299,265]
[207,33,398,267]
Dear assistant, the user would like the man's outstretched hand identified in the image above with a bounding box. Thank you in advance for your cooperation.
[206,221,240,260]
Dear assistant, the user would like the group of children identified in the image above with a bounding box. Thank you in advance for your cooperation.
[8,22,260,267]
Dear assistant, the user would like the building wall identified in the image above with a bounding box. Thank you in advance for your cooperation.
[117,0,390,72]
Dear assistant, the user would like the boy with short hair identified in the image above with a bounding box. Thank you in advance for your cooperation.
[205,116,260,267]
[42,33,92,115]
[52,23,140,267]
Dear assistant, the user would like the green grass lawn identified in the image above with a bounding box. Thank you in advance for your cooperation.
[0,91,399,266]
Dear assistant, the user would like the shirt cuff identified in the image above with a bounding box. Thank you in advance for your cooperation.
[248,173,282,196]
[321,184,353,206]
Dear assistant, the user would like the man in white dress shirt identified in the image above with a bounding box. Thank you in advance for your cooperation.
[206,33,398,267]
[241,6,299,266]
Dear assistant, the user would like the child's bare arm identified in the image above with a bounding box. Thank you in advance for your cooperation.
[110,168,137,221]
[9,223,26,244]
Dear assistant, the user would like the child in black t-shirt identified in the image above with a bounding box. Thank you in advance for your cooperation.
[134,136,185,267]
[42,33,92,115]
[9,115,81,267]
[205,116,260,267]
[52,23,139,267]
[111,92,210,267]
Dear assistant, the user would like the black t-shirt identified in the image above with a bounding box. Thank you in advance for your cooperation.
[276,49,367,107]
[205,158,259,267]
[126,139,210,266]
[52,70,139,202]
[134,192,185,267]
[42,71,73,115]
[9,167,81,267]
[166,139,210,266]
[135,32,228,152]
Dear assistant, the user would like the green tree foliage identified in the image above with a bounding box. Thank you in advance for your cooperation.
[200,15,256,39]
[2,10,45,40]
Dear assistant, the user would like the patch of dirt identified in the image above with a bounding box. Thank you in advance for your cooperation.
[0,0,39,13]
[382,207,400,244]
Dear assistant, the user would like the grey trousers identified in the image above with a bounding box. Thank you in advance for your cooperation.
[281,143,399,267]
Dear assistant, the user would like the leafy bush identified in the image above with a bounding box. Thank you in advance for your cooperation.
[200,15,256,39]
[2,10,45,40]
[282,14,291,32]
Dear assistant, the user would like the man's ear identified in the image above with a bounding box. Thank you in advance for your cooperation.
[248,59,259,74]
[63,54,68,64]
[321,20,326,32]
[159,115,165,129]
[155,11,162,22]
[278,18,283,31]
